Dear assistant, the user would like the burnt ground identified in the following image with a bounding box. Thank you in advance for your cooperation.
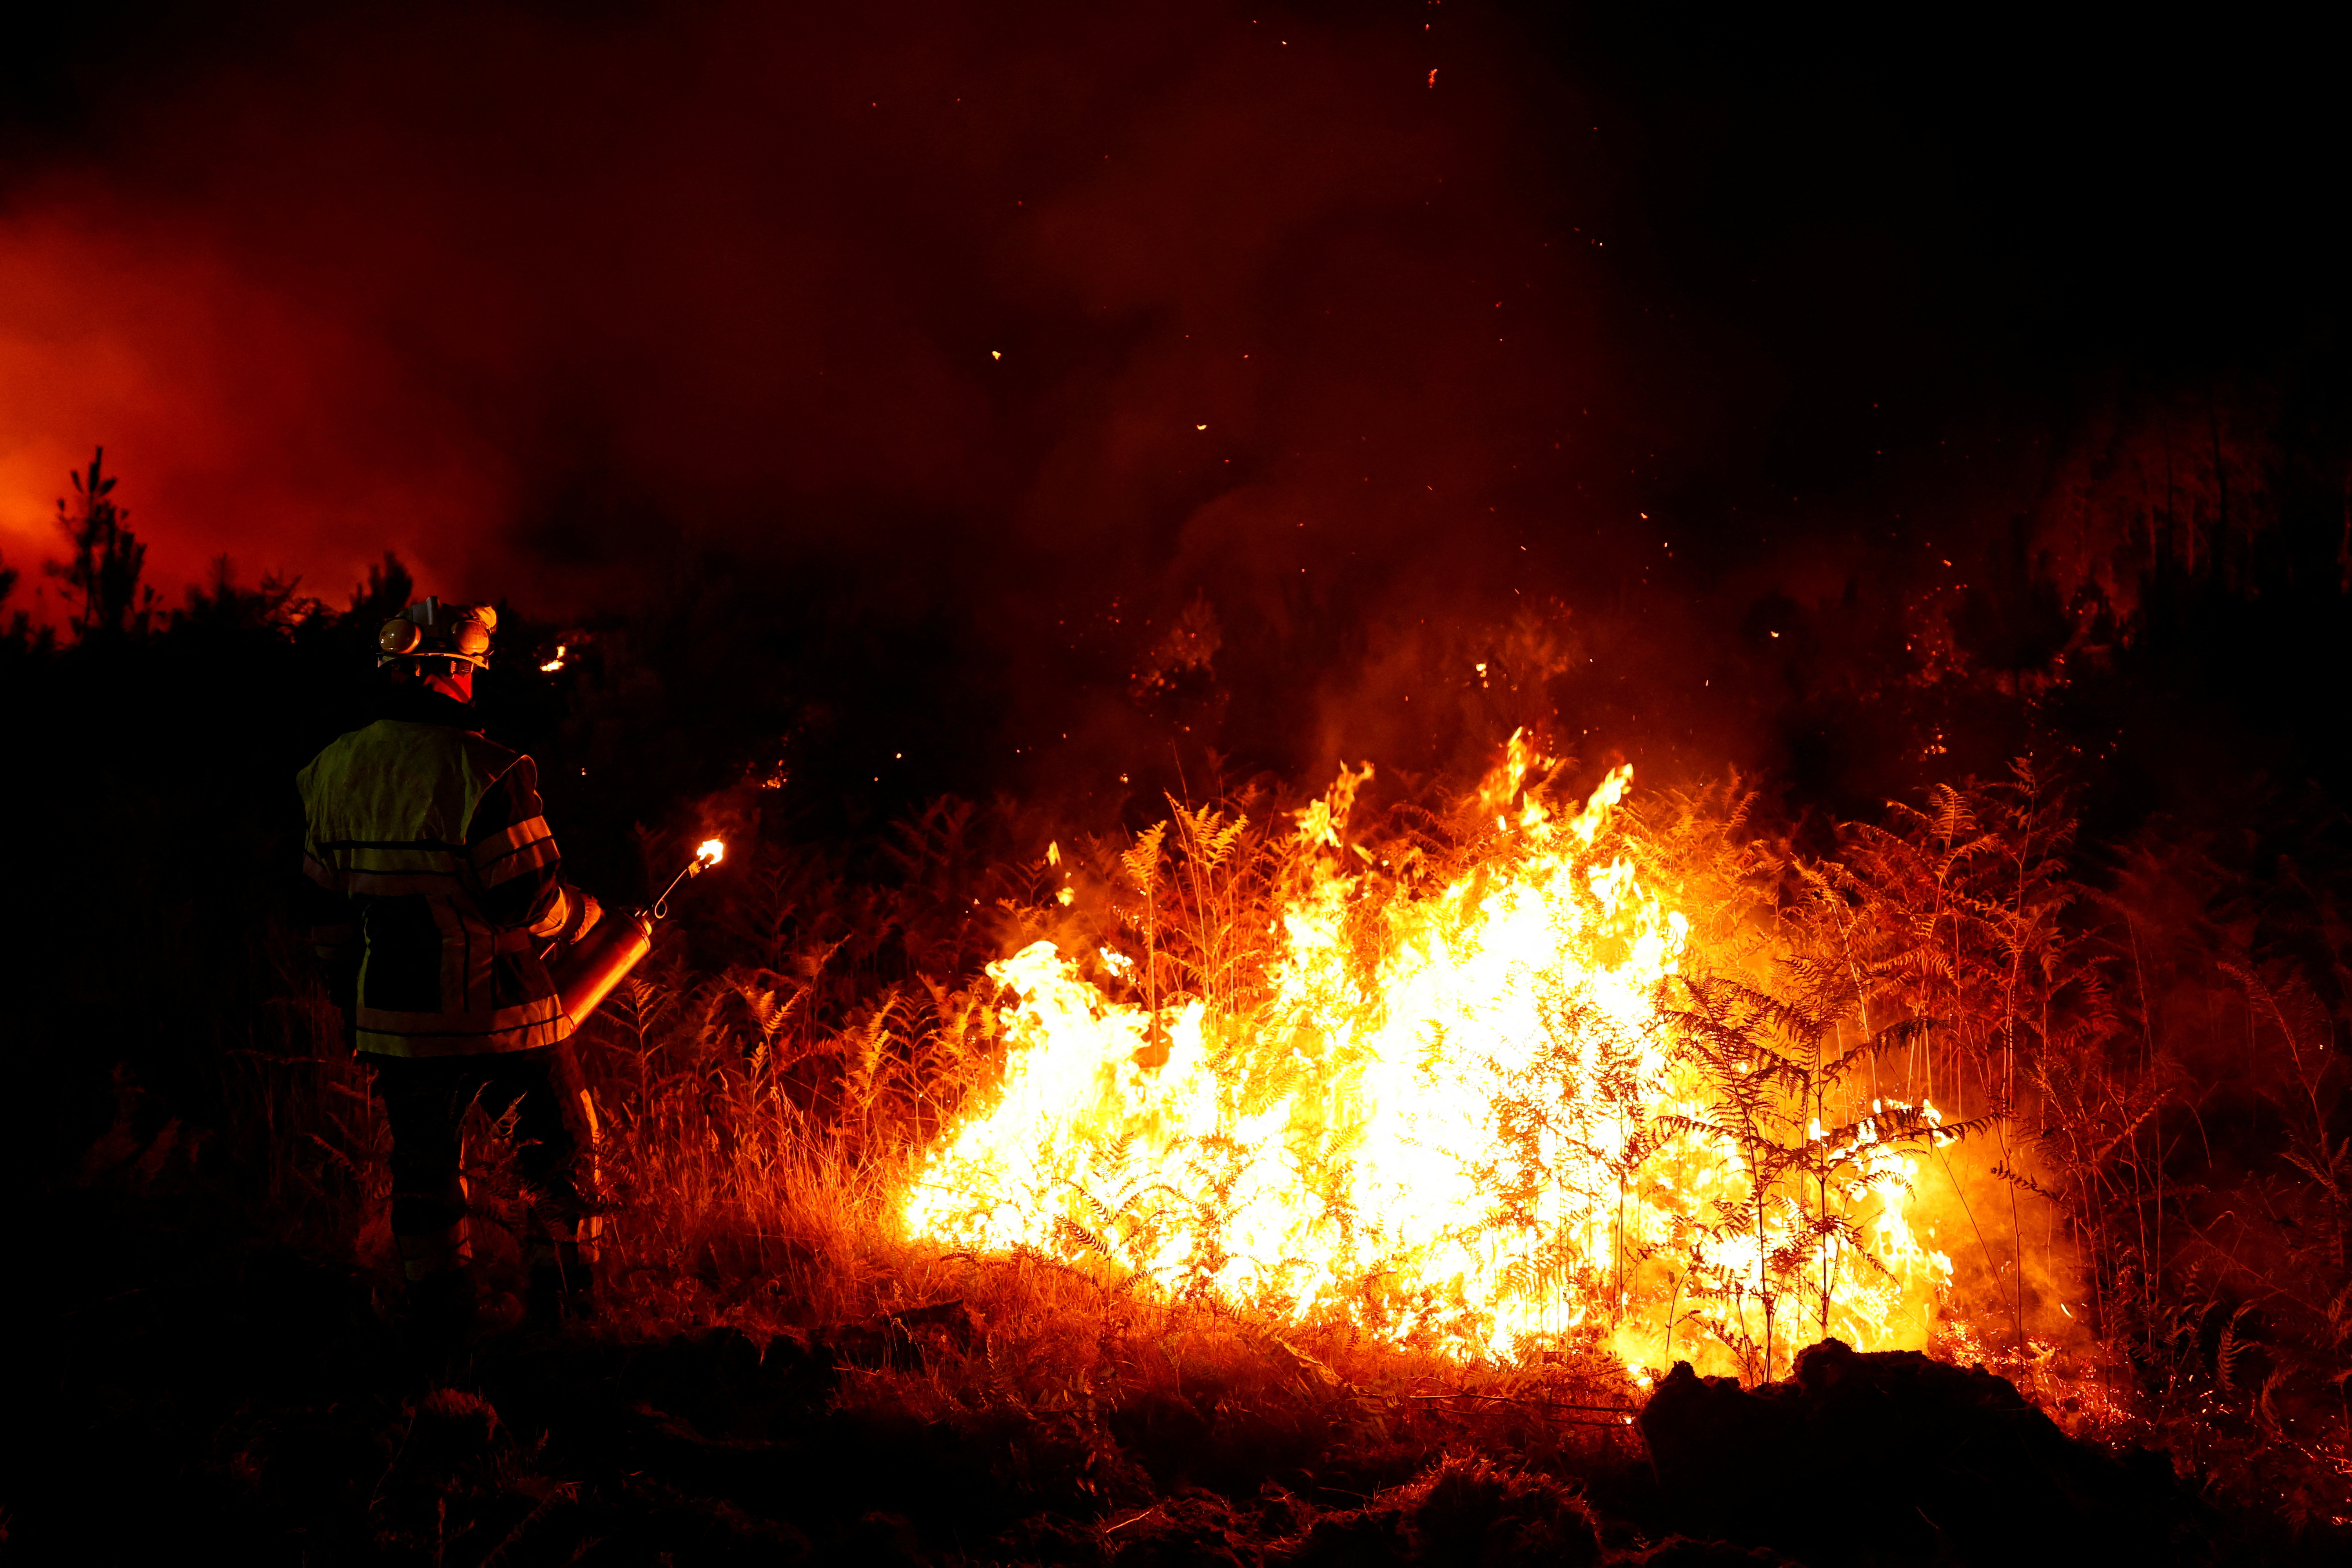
[4,1185,2338,1568]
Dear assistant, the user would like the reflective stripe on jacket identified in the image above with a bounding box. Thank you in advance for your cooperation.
[297,719,576,1056]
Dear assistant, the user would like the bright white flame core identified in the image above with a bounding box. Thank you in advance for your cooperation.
[903,749,1952,1370]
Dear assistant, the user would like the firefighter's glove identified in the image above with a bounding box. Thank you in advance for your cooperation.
[559,889,603,944]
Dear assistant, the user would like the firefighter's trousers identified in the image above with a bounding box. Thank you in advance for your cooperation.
[371,1047,600,1285]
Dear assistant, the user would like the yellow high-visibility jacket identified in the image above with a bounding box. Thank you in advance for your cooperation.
[296,708,583,1056]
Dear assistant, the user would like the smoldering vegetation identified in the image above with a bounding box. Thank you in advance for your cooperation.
[6,390,2352,1568]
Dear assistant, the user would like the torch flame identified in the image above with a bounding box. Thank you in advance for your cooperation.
[696,838,725,867]
[904,737,1956,1375]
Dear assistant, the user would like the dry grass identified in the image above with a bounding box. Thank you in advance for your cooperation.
[228,758,2352,1526]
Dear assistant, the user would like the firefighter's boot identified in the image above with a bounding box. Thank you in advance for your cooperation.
[398,1217,477,1349]
[526,1231,599,1329]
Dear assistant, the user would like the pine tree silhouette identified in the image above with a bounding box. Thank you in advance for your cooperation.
[46,447,157,638]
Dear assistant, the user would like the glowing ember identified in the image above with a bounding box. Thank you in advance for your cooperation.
[696,838,726,866]
[904,737,1956,1375]
[541,644,568,672]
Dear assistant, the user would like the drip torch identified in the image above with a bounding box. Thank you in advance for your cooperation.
[548,838,724,1029]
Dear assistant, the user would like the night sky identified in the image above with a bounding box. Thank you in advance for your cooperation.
[4,2,2344,806]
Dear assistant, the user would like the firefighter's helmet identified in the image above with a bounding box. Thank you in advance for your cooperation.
[378,597,498,670]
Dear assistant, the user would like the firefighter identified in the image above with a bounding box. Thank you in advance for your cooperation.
[295,596,604,1340]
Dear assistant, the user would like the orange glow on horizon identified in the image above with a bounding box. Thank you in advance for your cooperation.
[0,211,508,613]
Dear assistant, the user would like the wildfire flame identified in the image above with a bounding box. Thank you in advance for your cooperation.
[696,838,726,867]
[541,644,568,672]
[904,737,1956,1376]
